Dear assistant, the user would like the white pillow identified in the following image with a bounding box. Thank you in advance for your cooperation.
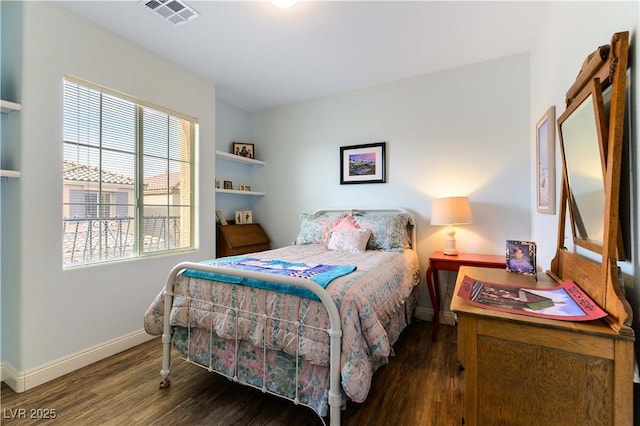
[326,229,372,253]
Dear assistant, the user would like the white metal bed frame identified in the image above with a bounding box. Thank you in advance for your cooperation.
[158,208,417,426]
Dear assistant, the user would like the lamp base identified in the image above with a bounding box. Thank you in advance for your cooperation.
[442,225,459,256]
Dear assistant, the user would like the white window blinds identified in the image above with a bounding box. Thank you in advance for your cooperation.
[62,77,195,266]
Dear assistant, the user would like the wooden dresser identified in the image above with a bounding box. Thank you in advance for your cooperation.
[451,266,634,425]
[216,223,270,258]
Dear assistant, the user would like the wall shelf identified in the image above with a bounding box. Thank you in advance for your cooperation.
[215,150,265,166]
[216,188,265,196]
[0,170,21,178]
[0,99,22,114]
[1,100,22,177]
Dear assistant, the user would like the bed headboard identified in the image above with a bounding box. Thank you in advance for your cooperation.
[313,207,417,250]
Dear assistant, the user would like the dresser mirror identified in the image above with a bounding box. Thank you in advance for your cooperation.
[549,31,632,333]
[557,78,607,252]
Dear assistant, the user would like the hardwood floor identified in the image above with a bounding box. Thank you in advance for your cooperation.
[1,320,463,425]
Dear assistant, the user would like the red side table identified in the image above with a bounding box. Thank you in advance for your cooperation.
[426,251,505,340]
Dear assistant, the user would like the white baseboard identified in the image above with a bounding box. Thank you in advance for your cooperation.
[414,306,433,322]
[1,329,155,393]
[414,306,456,326]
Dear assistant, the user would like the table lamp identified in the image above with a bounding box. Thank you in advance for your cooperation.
[431,196,473,255]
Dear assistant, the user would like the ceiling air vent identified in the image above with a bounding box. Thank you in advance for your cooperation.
[143,0,200,25]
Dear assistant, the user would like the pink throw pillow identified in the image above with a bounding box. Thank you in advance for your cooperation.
[330,215,360,233]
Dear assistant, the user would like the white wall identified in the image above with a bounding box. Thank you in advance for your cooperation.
[249,54,531,310]
[216,99,251,150]
[0,0,24,383]
[1,1,216,385]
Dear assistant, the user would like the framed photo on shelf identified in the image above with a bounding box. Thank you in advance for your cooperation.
[340,142,386,184]
[215,210,228,226]
[506,240,536,275]
[243,210,253,224]
[234,210,253,224]
[232,142,255,159]
[223,181,233,190]
[536,106,556,214]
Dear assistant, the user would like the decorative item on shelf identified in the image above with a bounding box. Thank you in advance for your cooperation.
[234,210,254,224]
[340,142,386,184]
[239,184,252,191]
[506,240,536,276]
[215,210,228,225]
[431,196,473,256]
[232,142,255,159]
[536,106,556,214]
[243,210,253,224]
[223,180,233,190]
[216,179,221,189]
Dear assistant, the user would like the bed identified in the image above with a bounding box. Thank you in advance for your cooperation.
[144,208,421,426]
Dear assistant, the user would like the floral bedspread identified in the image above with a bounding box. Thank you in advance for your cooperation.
[144,244,420,404]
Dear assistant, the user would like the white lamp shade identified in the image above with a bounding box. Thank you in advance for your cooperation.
[431,196,473,225]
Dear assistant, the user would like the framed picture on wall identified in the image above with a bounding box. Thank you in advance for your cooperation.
[340,142,386,184]
[536,106,556,214]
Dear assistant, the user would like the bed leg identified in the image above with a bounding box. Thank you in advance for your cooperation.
[159,329,173,390]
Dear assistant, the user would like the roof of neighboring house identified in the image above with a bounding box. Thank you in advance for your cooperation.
[144,172,181,192]
[63,160,134,186]
[63,160,182,192]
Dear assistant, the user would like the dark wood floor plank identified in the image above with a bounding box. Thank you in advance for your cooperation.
[1,320,462,425]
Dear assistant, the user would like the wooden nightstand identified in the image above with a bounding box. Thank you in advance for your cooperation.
[216,223,270,258]
[426,251,504,341]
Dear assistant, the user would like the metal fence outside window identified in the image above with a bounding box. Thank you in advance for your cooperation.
[63,215,180,265]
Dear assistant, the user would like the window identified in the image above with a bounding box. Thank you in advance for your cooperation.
[62,76,196,266]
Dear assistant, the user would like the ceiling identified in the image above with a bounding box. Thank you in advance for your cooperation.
[57,1,547,112]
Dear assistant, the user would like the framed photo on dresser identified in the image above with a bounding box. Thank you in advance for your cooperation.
[506,240,536,275]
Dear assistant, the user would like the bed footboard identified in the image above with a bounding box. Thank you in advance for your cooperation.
[159,261,344,425]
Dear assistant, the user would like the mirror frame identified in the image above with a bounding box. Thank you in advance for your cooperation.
[549,32,632,333]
